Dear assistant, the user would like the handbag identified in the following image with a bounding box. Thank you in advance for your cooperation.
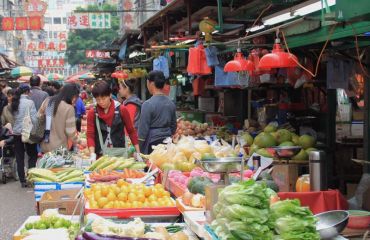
[29,113,45,143]
[21,106,33,143]
[95,114,128,158]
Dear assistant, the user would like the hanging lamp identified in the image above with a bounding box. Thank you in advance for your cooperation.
[224,48,255,72]
[259,37,298,69]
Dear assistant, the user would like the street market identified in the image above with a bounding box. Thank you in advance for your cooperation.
[0,0,370,239]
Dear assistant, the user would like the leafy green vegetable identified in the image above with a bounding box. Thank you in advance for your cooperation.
[222,204,269,224]
[228,221,273,240]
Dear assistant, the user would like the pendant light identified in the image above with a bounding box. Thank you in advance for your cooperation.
[224,48,255,72]
[259,36,298,69]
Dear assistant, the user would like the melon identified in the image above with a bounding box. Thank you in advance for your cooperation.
[275,129,292,144]
[254,132,277,148]
[298,135,316,149]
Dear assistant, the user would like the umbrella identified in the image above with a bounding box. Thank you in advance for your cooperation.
[0,53,19,70]
[78,72,95,80]
[10,66,34,78]
[47,73,64,81]
[18,74,48,83]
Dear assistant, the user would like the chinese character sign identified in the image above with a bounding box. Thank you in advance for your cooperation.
[85,50,111,59]
[67,13,111,29]
[24,0,48,16]
[38,58,65,68]
[25,41,67,51]
[1,17,42,31]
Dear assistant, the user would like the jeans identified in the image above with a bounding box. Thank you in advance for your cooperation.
[14,135,38,183]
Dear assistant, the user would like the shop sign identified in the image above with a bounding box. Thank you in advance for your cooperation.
[67,13,111,29]
[1,17,42,31]
[26,41,67,51]
[24,0,48,16]
[85,50,110,59]
[38,58,65,67]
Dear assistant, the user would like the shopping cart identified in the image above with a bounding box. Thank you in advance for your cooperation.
[0,145,17,184]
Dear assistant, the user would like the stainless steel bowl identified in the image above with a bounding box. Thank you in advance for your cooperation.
[269,146,302,158]
[195,157,243,173]
[315,210,349,239]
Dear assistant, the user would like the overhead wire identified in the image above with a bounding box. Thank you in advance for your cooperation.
[351,23,369,77]
[245,4,272,38]
[281,23,337,78]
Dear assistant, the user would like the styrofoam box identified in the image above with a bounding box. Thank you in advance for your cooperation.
[351,122,364,137]
[34,182,84,202]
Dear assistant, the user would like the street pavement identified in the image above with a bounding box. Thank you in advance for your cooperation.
[0,180,36,240]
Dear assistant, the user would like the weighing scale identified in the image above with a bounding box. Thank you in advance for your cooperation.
[195,157,244,223]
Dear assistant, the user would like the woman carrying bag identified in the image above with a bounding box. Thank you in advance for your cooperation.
[86,81,140,160]
[11,84,38,188]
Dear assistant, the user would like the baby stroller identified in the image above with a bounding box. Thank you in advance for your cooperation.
[0,144,17,184]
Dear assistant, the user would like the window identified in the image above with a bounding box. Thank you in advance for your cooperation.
[53,17,62,24]
[63,18,67,24]
[54,32,58,39]
[44,17,52,24]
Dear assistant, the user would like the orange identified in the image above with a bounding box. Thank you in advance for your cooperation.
[136,193,146,203]
[150,201,159,207]
[107,192,117,201]
[94,190,102,200]
[103,202,114,209]
[97,197,109,208]
[148,194,157,202]
[91,184,102,192]
[117,179,126,187]
[120,186,129,193]
[113,200,121,209]
[117,192,128,201]
[128,192,137,202]
[162,191,170,198]
[126,202,132,208]
[101,186,109,197]
[142,201,150,208]
[143,186,152,197]
[154,183,164,189]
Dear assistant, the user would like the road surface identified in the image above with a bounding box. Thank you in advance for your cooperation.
[0,180,35,240]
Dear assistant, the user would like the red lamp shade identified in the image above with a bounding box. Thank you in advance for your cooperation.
[111,71,128,79]
[258,43,298,69]
[224,52,255,72]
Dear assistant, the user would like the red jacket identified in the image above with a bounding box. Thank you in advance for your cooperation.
[86,100,139,148]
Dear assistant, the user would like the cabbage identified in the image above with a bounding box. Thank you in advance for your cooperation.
[228,221,273,240]
[270,199,313,219]
[275,215,317,234]
[222,204,269,224]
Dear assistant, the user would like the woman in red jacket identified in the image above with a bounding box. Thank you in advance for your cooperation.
[86,81,140,160]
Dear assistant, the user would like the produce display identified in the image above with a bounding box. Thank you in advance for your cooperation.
[88,156,146,171]
[243,123,317,160]
[211,180,319,240]
[144,137,239,172]
[181,192,206,208]
[174,120,216,139]
[77,214,189,240]
[84,182,175,209]
[27,168,85,183]
[36,147,74,169]
[20,209,80,240]
[88,169,146,183]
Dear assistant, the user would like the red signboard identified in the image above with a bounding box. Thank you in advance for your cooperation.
[15,17,28,30]
[1,18,14,31]
[38,58,65,68]
[24,0,48,16]
[26,41,66,51]
[29,16,42,30]
[85,50,111,59]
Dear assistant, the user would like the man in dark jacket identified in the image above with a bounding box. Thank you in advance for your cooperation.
[29,75,49,110]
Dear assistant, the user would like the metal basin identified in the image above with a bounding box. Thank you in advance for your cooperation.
[195,157,243,173]
[269,146,302,158]
[315,210,349,239]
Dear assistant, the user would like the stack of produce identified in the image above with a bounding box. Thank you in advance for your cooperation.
[77,214,189,240]
[87,156,146,171]
[36,147,74,169]
[174,120,216,139]
[211,180,319,239]
[27,168,85,183]
[211,180,275,240]
[242,123,317,160]
[88,169,145,183]
[20,209,80,240]
[145,136,239,172]
[77,132,89,157]
[84,182,175,209]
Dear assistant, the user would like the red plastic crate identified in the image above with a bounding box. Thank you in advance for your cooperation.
[85,203,180,218]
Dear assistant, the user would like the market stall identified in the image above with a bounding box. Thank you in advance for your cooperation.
[11,0,370,239]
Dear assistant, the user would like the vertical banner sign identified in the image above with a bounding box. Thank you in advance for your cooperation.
[123,0,134,29]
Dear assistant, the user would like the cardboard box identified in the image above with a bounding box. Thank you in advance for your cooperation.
[34,181,84,201]
[271,164,299,192]
[351,122,364,137]
[336,123,351,139]
[39,189,82,215]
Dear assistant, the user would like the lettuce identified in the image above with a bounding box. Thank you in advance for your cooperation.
[275,216,317,234]
[223,204,269,224]
[228,221,273,240]
[270,199,312,219]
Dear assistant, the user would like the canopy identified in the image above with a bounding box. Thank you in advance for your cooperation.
[18,74,48,83]
[10,66,34,78]
[78,72,95,80]
[47,73,64,81]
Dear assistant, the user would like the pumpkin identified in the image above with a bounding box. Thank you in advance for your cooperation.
[296,174,310,192]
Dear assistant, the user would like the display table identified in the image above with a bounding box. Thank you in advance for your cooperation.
[278,190,348,214]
